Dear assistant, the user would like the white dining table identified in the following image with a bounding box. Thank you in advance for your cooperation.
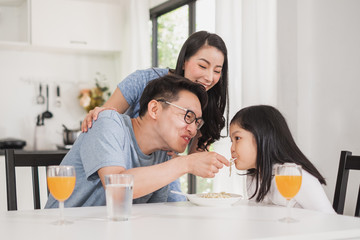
[0,200,359,240]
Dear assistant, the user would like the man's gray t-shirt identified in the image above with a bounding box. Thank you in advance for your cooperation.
[118,68,186,202]
[45,111,169,208]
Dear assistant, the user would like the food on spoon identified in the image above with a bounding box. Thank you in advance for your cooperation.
[198,192,232,198]
[229,158,236,177]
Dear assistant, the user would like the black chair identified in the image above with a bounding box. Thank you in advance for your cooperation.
[333,150,360,217]
[5,149,68,211]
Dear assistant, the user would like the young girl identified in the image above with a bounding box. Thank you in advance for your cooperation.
[230,105,335,214]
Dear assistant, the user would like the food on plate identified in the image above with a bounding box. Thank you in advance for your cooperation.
[198,192,232,198]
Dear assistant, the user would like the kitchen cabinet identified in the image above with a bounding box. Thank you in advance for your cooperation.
[0,0,123,52]
[31,0,123,52]
[0,0,29,45]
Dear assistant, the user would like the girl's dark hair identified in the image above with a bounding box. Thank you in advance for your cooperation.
[230,105,326,202]
[139,74,208,117]
[173,31,229,151]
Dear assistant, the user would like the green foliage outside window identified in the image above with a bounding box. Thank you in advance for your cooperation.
[157,6,188,69]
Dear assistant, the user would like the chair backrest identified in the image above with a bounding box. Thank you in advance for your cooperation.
[333,150,360,217]
[5,149,68,211]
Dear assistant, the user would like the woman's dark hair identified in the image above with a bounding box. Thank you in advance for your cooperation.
[139,74,208,117]
[230,105,326,202]
[173,31,229,151]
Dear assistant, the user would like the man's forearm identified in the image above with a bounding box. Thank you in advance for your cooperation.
[123,157,188,199]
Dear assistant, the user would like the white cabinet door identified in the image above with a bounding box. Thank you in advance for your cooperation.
[31,0,122,52]
[0,0,29,44]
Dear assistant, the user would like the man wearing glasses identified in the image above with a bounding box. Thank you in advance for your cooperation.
[46,74,229,208]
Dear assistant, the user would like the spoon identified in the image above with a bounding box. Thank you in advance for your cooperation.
[36,83,45,104]
[42,85,53,119]
[229,157,237,177]
[55,85,61,107]
[229,157,236,164]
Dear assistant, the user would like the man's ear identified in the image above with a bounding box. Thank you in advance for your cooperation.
[147,100,160,120]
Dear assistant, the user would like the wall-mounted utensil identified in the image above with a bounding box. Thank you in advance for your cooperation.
[36,114,44,126]
[42,85,53,119]
[36,83,45,104]
[55,85,61,107]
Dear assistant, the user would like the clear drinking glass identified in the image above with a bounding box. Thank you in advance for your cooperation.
[105,174,134,221]
[275,163,302,223]
[47,165,76,225]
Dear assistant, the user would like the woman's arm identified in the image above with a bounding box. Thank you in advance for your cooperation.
[81,88,130,132]
[103,88,130,112]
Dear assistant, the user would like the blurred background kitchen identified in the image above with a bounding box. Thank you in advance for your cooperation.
[0,0,359,216]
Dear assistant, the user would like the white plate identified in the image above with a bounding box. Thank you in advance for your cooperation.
[186,193,243,207]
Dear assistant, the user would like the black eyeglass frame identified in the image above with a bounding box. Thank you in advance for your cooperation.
[156,99,204,130]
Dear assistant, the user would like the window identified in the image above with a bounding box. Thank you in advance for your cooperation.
[157,5,189,69]
[150,0,215,194]
[150,0,195,67]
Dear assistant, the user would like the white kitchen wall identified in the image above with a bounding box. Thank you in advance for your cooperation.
[278,0,360,216]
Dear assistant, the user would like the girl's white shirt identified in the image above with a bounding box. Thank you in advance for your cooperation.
[246,168,336,214]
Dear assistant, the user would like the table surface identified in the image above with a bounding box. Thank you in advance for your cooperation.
[1,200,359,240]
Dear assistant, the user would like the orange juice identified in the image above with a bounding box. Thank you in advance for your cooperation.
[47,176,76,201]
[275,175,302,200]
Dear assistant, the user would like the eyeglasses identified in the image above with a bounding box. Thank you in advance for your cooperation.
[156,99,204,130]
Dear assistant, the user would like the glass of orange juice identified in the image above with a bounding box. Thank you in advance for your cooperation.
[47,165,76,225]
[275,163,302,223]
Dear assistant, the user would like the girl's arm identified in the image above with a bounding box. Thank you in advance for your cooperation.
[294,170,335,214]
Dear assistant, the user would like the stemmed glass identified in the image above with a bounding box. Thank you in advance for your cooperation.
[47,165,76,225]
[275,163,302,223]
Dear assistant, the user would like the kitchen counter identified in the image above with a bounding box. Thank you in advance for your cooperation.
[0,149,69,156]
